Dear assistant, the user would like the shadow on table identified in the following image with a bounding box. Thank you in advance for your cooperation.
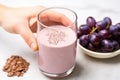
[84,53,120,64]
[48,63,83,80]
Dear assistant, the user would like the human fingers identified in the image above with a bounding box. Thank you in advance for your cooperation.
[29,17,37,33]
[39,11,73,26]
[16,22,38,51]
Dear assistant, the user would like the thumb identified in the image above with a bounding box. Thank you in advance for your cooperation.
[17,24,38,51]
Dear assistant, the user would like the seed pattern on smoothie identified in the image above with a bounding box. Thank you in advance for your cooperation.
[48,29,66,45]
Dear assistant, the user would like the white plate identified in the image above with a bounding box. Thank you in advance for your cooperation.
[77,42,120,59]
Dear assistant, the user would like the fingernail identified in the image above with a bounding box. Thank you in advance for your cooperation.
[30,42,38,51]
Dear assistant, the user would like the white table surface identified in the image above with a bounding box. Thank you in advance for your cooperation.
[0,0,120,80]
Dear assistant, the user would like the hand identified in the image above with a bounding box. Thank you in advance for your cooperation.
[0,5,72,51]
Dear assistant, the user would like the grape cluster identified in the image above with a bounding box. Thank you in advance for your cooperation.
[77,16,120,52]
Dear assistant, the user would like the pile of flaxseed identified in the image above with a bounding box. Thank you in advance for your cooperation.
[3,55,30,77]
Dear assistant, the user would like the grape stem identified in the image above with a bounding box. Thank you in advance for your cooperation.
[90,27,97,33]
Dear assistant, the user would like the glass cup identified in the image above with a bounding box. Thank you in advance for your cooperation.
[37,7,77,77]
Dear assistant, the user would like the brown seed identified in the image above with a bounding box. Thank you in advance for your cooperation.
[17,60,22,64]
[6,60,12,64]
[6,67,12,72]
[16,72,21,77]
[16,67,23,72]
[11,65,17,70]
[20,71,24,76]
[7,72,14,77]
[3,64,9,71]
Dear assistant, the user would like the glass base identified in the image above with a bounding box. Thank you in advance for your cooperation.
[39,65,75,78]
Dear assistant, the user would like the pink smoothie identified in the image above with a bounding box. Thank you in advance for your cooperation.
[38,25,77,74]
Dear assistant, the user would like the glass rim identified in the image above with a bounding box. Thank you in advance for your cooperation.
[37,7,77,28]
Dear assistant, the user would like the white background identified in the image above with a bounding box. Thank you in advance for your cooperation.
[0,0,120,80]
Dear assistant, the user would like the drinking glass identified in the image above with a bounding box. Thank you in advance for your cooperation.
[37,7,77,77]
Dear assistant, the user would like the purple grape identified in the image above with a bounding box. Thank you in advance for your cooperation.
[96,20,107,31]
[87,43,96,51]
[101,39,114,52]
[79,35,89,47]
[115,23,120,27]
[79,25,91,34]
[112,40,119,50]
[89,33,101,46]
[111,34,120,44]
[98,29,111,39]
[114,34,120,44]
[77,30,82,39]
[78,16,120,53]
[109,25,120,36]
[117,36,120,44]
[86,16,96,29]
[104,17,112,26]
[115,23,120,34]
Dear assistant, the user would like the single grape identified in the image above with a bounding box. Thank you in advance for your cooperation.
[86,16,96,29]
[109,25,120,36]
[115,23,120,34]
[115,23,120,27]
[115,35,120,45]
[89,33,101,46]
[77,30,82,39]
[111,34,120,45]
[104,17,112,27]
[79,24,91,34]
[96,20,107,31]
[112,40,119,50]
[101,39,114,52]
[98,29,111,39]
[117,36,120,44]
[79,34,89,47]
[87,43,96,51]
